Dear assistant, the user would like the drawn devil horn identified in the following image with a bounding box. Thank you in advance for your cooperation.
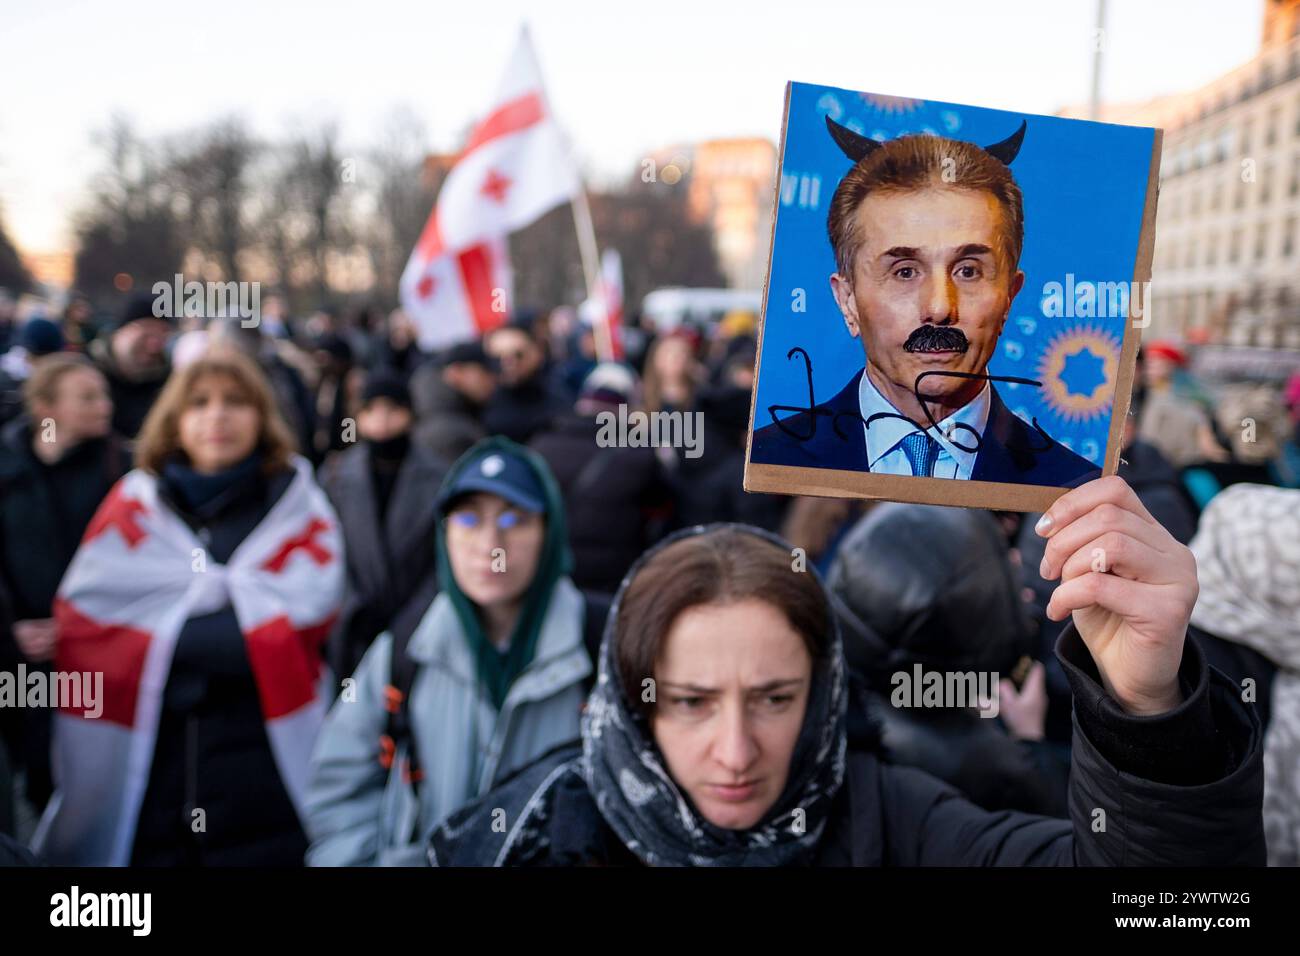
[983,120,1027,165]
[824,114,1028,166]
[824,115,882,163]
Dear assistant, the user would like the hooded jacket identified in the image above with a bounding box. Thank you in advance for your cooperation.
[304,438,593,865]
[429,523,1264,866]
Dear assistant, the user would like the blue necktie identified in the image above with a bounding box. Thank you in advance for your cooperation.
[900,432,941,477]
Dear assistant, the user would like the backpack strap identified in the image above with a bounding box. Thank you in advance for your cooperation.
[379,596,431,793]
[381,588,613,789]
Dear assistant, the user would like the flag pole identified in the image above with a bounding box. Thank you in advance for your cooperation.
[570,189,615,361]
[520,22,615,362]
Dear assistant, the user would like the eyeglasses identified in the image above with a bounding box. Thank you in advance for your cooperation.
[445,508,533,536]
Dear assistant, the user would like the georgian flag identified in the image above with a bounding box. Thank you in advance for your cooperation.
[579,248,625,361]
[31,456,344,865]
[400,26,581,350]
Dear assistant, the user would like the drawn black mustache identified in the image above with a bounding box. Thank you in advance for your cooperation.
[902,325,969,354]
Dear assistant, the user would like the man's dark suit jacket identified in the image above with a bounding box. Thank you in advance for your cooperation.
[750,369,1100,488]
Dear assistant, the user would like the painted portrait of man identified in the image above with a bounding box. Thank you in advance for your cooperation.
[751,115,1102,487]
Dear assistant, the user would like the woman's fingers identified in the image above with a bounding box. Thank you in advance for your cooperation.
[1045,568,1154,623]
[1055,529,1171,586]
[1039,504,1172,582]
[1035,475,1156,540]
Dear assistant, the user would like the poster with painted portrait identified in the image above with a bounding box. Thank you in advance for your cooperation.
[745,82,1161,512]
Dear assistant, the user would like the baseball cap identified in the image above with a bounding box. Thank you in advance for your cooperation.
[437,446,546,516]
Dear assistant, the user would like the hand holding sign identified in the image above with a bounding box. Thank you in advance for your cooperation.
[1036,475,1197,716]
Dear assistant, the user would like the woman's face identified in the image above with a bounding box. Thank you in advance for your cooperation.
[42,367,112,444]
[445,492,545,610]
[356,398,412,443]
[651,599,813,831]
[177,374,261,474]
[654,337,692,381]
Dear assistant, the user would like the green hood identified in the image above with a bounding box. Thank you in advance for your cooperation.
[434,436,572,710]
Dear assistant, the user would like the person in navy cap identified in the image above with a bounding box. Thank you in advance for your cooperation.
[305,436,606,865]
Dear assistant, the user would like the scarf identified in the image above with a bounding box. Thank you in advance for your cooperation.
[580,523,848,866]
[434,436,572,710]
[161,451,263,514]
[32,455,344,865]
[1189,484,1300,865]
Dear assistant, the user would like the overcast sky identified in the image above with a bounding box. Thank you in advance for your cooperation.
[0,0,1265,254]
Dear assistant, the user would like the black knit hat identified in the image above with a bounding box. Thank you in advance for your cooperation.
[114,290,176,332]
[360,369,411,410]
[442,340,492,369]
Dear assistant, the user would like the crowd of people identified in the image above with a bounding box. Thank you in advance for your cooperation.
[0,285,1296,866]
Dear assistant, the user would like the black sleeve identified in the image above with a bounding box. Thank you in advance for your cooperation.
[879,623,1265,866]
[1056,622,1239,785]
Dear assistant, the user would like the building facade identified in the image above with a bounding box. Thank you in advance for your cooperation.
[1062,0,1300,349]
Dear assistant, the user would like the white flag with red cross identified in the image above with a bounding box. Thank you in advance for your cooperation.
[401,26,581,350]
[32,456,344,865]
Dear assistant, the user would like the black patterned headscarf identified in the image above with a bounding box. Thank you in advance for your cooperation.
[581,523,848,866]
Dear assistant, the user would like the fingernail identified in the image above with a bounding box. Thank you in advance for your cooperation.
[1034,513,1053,536]
[1039,557,1050,579]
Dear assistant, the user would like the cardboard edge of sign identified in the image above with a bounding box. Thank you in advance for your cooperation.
[742,83,1163,515]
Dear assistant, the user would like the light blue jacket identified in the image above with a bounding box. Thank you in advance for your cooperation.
[304,578,591,865]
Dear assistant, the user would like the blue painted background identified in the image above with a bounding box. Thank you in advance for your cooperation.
[754,82,1156,466]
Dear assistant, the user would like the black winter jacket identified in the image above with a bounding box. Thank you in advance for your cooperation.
[320,440,446,680]
[0,419,128,809]
[530,413,673,595]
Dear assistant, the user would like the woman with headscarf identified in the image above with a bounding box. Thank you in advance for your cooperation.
[305,437,603,865]
[430,477,1264,866]
[1187,484,1299,865]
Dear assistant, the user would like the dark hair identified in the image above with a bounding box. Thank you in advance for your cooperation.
[615,528,829,717]
[826,134,1024,281]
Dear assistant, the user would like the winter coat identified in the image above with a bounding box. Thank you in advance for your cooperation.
[303,579,593,866]
[0,418,129,625]
[0,418,128,809]
[529,412,673,595]
[675,383,788,533]
[320,440,447,680]
[88,338,168,440]
[481,373,566,445]
[409,363,486,465]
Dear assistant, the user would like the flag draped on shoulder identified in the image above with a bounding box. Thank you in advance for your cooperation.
[32,456,345,866]
[401,27,581,350]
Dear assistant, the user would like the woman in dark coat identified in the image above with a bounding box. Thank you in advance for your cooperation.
[33,348,344,866]
[321,371,447,680]
[0,354,126,814]
[431,477,1264,866]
